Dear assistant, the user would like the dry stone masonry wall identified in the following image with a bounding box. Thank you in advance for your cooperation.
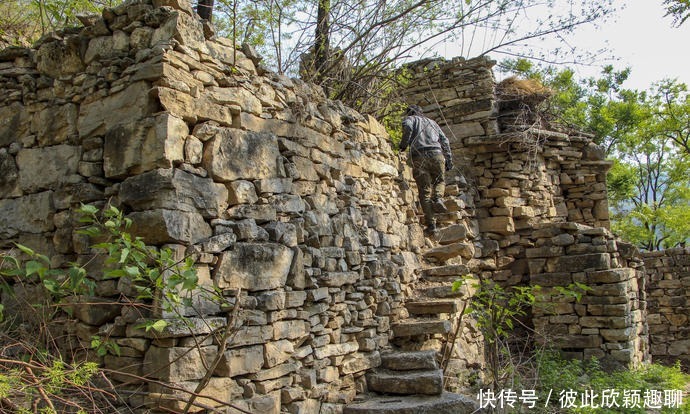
[2,2,690,412]
[643,248,690,369]
[0,0,427,412]
[401,57,648,367]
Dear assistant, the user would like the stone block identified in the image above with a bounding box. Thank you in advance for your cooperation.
[478,216,515,235]
[0,191,55,237]
[151,9,205,49]
[392,320,451,337]
[380,350,438,371]
[546,253,610,273]
[64,296,121,326]
[144,345,218,381]
[228,180,258,205]
[273,320,310,340]
[104,113,187,178]
[120,168,228,218]
[668,339,690,356]
[249,361,299,382]
[587,268,634,284]
[366,368,443,395]
[314,342,359,359]
[214,243,294,291]
[16,145,81,192]
[551,335,601,349]
[0,102,29,148]
[32,104,78,146]
[319,271,360,287]
[405,300,458,315]
[147,377,242,412]
[140,317,226,339]
[214,344,264,377]
[35,38,84,78]
[205,86,262,116]
[203,129,281,182]
[79,81,156,139]
[435,224,469,245]
[530,273,572,287]
[424,242,475,261]
[264,339,295,367]
[126,208,211,245]
[601,328,633,342]
[341,351,381,375]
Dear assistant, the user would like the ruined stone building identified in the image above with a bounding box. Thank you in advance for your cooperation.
[0,0,688,413]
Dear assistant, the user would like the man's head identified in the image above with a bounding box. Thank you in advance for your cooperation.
[406,104,424,117]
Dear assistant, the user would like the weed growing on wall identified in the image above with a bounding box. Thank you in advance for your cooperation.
[0,203,240,413]
[452,275,591,392]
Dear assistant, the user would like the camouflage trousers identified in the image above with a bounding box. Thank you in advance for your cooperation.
[410,152,445,226]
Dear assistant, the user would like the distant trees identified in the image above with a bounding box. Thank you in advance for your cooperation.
[502,59,690,250]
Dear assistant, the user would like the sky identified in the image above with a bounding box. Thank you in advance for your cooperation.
[569,0,690,91]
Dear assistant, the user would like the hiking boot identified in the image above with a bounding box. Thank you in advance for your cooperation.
[432,199,448,213]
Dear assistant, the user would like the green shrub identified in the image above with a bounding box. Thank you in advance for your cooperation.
[534,351,690,414]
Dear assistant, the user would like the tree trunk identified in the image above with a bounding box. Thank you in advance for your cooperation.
[314,0,330,84]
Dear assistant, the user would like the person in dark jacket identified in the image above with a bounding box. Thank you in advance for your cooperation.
[399,104,454,234]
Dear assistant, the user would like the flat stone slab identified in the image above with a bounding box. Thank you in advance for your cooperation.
[392,319,451,337]
[416,285,464,299]
[366,368,443,395]
[405,300,458,315]
[344,392,479,414]
[380,350,438,371]
[421,264,469,282]
[423,242,475,262]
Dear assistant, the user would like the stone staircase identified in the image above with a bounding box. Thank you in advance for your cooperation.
[344,186,480,413]
[344,350,477,414]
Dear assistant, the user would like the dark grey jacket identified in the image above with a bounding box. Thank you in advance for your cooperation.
[400,115,451,159]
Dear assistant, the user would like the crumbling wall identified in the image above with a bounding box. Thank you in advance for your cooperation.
[0,0,427,412]
[401,57,647,367]
[643,248,690,369]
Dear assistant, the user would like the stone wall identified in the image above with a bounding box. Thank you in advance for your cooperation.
[0,0,427,412]
[643,248,690,369]
[401,57,647,367]
[1,1,687,411]
[528,224,647,366]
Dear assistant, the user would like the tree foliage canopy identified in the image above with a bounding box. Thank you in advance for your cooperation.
[501,59,690,251]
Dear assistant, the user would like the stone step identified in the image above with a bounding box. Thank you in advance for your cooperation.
[405,300,458,315]
[416,285,464,299]
[421,264,469,282]
[423,242,475,262]
[380,350,438,371]
[392,319,451,337]
[366,368,443,395]
[434,223,470,245]
[344,392,479,414]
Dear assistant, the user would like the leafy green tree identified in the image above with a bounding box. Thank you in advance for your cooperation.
[500,59,690,250]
